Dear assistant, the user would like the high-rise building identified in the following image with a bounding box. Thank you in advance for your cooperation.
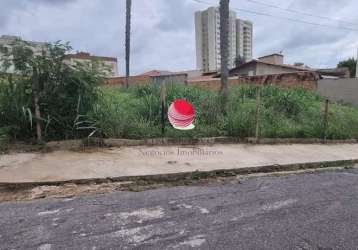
[236,19,253,63]
[195,7,253,72]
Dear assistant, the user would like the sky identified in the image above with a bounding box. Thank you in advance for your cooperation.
[1,0,358,75]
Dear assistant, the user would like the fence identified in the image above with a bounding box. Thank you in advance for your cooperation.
[187,71,319,91]
[103,71,319,91]
[157,83,358,142]
[103,73,188,88]
[250,87,332,142]
[99,78,358,141]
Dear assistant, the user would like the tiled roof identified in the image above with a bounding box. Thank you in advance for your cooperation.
[231,59,311,72]
[258,53,283,59]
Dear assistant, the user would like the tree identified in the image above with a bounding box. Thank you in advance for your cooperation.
[234,55,245,68]
[337,57,356,78]
[0,39,101,142]
[125,0,132,89]
[219,0,230,108]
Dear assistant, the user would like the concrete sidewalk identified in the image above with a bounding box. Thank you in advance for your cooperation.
[1,143,358,184]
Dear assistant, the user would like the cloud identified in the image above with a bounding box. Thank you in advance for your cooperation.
[0,0,357,74]
[34,0,74,4]
[155,0,196,32]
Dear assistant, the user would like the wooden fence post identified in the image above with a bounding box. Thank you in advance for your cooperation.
[323,99,329,143]
[255,85,261,142]
[160,82,166,136]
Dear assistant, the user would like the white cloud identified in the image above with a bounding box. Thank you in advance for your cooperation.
[0,0,358,74]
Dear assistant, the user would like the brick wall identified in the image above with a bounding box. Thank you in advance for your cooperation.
[103,73,188,88]
[103,71,320,91]
[188,71,320,91]
[103,75,152,88]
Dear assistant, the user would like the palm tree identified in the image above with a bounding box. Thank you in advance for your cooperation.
[125,0,132,89]
[219,0,229,107]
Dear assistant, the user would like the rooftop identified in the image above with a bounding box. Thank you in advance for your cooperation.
[235,59,310,71]
[139,70,188,77]
[258,53,284,59]
[140,70,174,77]
[65,52,117,62]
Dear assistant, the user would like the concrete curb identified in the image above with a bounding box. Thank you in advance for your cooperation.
[1,159,357,189]
[97,137,358,147]
[43,137,358,151]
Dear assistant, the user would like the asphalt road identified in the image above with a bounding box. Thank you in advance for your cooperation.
[1,170,358,250]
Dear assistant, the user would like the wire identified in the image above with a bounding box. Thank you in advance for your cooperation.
[192,0,358,32]
[244,0,358,26]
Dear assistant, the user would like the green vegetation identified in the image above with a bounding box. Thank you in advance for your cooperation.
[2,70,358,142]
[337,57,356,78]
[1,41,358,144]
[0,40,101,144]
[83,84,358,140]
[3,72,358,142]
[0,127,10,152]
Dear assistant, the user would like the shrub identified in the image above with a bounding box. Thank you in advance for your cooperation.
[0,127,10,152]
[3,78,358,141]
[0,76,34,139]
[0,41,101,141]
[226,101,256,137]
[85,84,358,140]
[327,104,358,139]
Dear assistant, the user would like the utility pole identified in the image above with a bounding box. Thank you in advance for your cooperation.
[323,99,329,143]
[160,81,166,136]
[255,86,261,142]
[356,48,358,78]
[125,0,132,89]
[219,0,230,109]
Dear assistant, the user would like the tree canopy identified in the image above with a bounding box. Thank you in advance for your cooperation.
[0,39,102,141]
[337,57,356,78]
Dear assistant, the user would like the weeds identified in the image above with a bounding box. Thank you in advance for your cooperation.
[85,84,358,140]
[2,82,358,141]
[0,127,10,152]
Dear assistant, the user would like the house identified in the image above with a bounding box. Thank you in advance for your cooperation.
[64,52,118,77]
[0,35,48,55]
[0,36,120,77]
[229,53,350,79]
[0,35,48,74]
[139,70,188,85]
[229,53,310,77]
[175,69,203,80]
[104,70,188,87]
[316,68,350,79]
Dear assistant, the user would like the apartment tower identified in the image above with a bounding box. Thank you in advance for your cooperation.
[236,19,253,63]
[195,7,253,72]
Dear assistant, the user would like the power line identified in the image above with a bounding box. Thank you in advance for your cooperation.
[192,0,358,32]
[244,0,358,26]
[234,7,358,31]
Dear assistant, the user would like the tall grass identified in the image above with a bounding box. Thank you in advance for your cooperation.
[0,68,100,141]
[3,80,358,141]
[0,127,10,152]
[0,76,34,140]
[84,84,358,140]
